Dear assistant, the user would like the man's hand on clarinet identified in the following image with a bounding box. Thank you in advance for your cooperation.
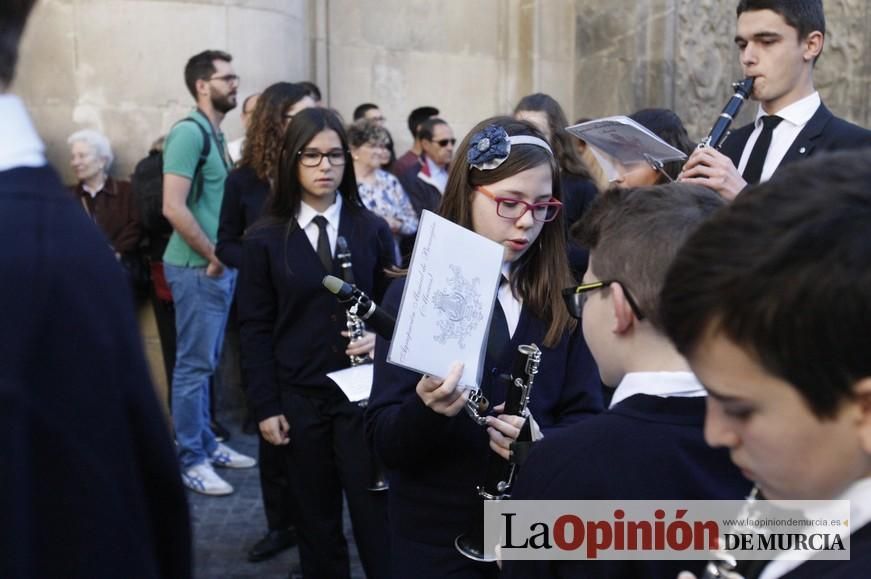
[259,414,290,446]
[486,403,543,460]
[416,361,468,417]
[679,147,747,201]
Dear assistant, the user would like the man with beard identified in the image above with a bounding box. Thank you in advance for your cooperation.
[162,49,256,496]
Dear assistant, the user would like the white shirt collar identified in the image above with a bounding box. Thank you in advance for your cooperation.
[423,155,449,193]
[296,193,343,231]
[758,477,871,579]
[755,91,821,129]
[0,94,46,172]
[498,263,521,338]
[609,371,706,409]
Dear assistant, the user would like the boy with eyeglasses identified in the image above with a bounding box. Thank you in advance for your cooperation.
[501,182,752,579]
[665,150,871,579]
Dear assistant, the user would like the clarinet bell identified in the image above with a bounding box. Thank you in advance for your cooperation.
[367,472,390,492]
[455,531,497,563]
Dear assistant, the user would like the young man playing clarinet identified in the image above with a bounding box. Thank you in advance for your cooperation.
[680,0,871,200]
[665,150,871,579]
[500,182,752,579]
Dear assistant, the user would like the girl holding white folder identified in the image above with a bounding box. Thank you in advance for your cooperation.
[367,116,604,579]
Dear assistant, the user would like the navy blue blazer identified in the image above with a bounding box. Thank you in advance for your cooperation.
[216,165,269,269]
[237,199,395,421]
[500,394,752,579]
[365,277,603,545]
[721,103,871,171]
[0,166,191,578]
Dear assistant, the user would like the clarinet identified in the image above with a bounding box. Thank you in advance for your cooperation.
[335,236,389,492]
[699,77,754,150]
[322,275,395,340]
[455,343,542,562]
[700,486,761,579]
[336,237,369,366]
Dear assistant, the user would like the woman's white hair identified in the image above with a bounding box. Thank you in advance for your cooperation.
[67,129,114,171]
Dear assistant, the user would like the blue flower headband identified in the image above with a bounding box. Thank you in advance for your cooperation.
[467,124,553,171]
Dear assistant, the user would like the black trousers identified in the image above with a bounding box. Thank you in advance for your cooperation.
[390,531,498,579]
[258,434,297,530]
[279,389,390,579]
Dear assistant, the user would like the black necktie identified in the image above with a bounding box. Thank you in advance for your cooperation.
[312,215,333,273]
[487,277,511,361]
[742,115,783,185]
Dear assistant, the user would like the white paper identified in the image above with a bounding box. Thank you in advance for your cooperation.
[327,364,374,403]
[566,116,688,182]
[387,210,504,390]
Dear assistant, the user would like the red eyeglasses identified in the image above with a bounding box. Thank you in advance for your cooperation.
[476,186,563,223]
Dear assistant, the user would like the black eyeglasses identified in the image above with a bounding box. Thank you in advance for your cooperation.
[561,280,645,320]
[431,138,456,148]
[209,74,240,84]
[298,149,347,167]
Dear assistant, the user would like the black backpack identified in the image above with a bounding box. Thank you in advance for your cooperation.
[132,118,211,241]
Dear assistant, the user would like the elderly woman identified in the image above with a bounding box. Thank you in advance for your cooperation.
[348,119,418,261]
[68,129,141,258]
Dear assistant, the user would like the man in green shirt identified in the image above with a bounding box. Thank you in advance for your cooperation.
[162,49,255,496]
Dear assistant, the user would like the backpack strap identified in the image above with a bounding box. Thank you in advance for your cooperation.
[172,117,211,204]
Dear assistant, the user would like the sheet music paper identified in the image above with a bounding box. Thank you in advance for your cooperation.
[566,116,688,182]
[327,364,374,403]
[387,210,504,390]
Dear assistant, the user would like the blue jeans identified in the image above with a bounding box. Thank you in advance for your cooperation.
[165,264,236,470]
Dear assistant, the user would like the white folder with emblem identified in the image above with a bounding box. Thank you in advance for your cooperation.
[387,210,505,390]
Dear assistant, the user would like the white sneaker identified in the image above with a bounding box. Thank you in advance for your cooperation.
[209,443,257,469]
[182,462,234,496]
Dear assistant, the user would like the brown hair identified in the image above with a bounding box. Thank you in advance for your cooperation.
[514,93,592,180]
[347,119,390,148]
[575,183,725,329]
[183,50,232,99]
[0,0,37,86]
[440,116,575,347]
[240,82,309,182]
[662,150,871,418]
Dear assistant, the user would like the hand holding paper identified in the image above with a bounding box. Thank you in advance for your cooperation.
[387,211,505,389]
[416,361,468,417]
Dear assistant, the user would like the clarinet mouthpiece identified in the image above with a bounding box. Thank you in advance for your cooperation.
[323,275,353,299]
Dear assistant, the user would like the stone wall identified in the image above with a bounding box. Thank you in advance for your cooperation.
[13,0,870,179]
[323,0,577,154]
[575,0,871,141]
[14,0,310,183]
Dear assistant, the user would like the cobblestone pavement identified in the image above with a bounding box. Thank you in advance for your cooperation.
[188,411,364,579]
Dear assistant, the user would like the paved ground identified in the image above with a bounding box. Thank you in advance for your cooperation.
[188,410,364,579]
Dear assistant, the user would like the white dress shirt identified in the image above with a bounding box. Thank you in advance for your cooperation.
[0,94,46,171]
[227,137,245,164]
[296,194,343,256]
[759,477,871,579]
[499,263,522,338]
[424,156,449,194]
[737,92,821,184]
[609,371,707,409]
